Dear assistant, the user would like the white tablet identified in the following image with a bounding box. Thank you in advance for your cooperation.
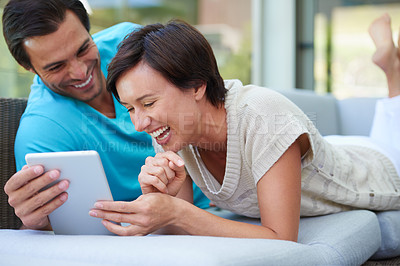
[25,150,115,235]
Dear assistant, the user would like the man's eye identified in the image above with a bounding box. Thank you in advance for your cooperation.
[48,64,63,72]
[77,45,89,56]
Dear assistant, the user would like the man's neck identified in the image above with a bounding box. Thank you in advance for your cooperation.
[88,90,116,118]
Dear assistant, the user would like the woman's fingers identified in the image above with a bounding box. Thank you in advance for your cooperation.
[155,151,184,168]
[139,165,169,193]
[100,220,134,236]
[91,194,176,236]
[139,152,186,195]
[101,220,149,236]
[93,200,132,213]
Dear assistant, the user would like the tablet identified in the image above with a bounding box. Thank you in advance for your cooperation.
[25,150,115,235]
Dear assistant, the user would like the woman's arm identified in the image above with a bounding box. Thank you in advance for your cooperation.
[91,139,302,240]
[154,175,193,235]
[256,137,302,241]
[173,138,302,240]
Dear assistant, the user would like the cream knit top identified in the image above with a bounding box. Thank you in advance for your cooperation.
[157,80,400,217]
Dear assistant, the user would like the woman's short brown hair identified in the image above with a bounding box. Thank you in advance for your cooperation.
[107,20,226,108]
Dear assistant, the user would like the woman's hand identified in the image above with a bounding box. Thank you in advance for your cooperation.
[89,193,180,236]
[139,151,186,196]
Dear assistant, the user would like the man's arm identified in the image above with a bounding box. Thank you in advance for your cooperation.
[7,115,78,230]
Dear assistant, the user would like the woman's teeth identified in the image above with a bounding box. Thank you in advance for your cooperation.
[157,130,170,141]
[74,74,92,88]
[150,126,169,138]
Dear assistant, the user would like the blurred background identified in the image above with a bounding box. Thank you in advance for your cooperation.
[0,0,400,99]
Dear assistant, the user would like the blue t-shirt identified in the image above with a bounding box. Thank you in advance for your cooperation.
[14,22,209,208]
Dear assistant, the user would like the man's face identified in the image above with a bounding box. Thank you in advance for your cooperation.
[23,10,104,103]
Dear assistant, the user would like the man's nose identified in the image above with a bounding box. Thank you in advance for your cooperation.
[68,59,87,80]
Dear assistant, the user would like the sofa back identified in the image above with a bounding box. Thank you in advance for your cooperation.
[279,89,341,136]
[337,97,378,136]
[278,89,378,136]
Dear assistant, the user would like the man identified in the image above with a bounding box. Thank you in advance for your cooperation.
[2,0,209,231]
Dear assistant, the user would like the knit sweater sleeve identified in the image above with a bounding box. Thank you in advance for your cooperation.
[239,87,316,184]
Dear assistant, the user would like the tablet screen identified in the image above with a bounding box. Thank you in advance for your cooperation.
[25,150,114,235]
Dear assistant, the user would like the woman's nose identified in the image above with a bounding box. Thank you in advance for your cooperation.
[132,112,151,132]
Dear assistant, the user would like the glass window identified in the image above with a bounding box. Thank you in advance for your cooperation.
[0,4,34,98]
[314,1,400,99]
[0,0,252,98]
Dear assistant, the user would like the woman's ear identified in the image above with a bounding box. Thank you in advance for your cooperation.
[194,82,207,101]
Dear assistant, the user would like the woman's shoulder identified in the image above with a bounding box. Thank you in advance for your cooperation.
[224,79,302,116]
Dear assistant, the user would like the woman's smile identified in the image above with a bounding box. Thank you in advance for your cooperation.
[149,126,171,145]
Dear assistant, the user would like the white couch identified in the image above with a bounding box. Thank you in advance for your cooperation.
[1,89,399,265]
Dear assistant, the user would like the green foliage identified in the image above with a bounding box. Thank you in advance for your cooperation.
[90,0,198,33]
[0,7,34,97]
[219,24,252,85]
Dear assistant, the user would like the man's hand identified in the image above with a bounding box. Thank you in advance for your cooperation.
[4,165,69,230]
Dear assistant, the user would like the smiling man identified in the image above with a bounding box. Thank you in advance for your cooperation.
[23,10,109,111]
[2,0,209,231]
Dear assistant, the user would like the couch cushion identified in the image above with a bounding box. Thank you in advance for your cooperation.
[371,211,400,259]
[0,210,380,265]
[211,208,381,264]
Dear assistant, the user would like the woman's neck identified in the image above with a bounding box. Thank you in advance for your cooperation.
[195,102,227,152]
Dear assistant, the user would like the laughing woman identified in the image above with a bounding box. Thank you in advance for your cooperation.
[90,19,400,240]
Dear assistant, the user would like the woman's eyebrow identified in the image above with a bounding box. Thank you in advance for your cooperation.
[136,94,155,101]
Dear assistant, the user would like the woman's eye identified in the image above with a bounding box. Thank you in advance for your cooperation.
[126,107,135,113]
[144,102,154,107]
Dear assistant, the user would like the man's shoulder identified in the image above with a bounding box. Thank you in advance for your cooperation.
[93,22,142,75]
[93,22,141,45]
[23,84,81,124]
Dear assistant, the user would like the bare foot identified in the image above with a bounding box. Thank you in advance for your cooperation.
[369,13,400,97]
[369,14,396,71]
[398,25,400,60]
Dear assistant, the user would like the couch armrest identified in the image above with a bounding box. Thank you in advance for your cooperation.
[0,97,27,229]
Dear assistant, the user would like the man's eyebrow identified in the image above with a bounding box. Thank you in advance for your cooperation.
[43,60,65,71]
[42,38,91,71]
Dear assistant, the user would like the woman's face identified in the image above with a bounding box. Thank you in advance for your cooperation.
[116,62,203,152]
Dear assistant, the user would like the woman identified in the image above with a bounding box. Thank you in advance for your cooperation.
[89,18,400,240]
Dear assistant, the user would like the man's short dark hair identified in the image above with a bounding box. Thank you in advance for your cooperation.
[2,0,90,70]
[107,20,226,108]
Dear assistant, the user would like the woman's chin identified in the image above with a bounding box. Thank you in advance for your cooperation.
[161,142,184,153]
